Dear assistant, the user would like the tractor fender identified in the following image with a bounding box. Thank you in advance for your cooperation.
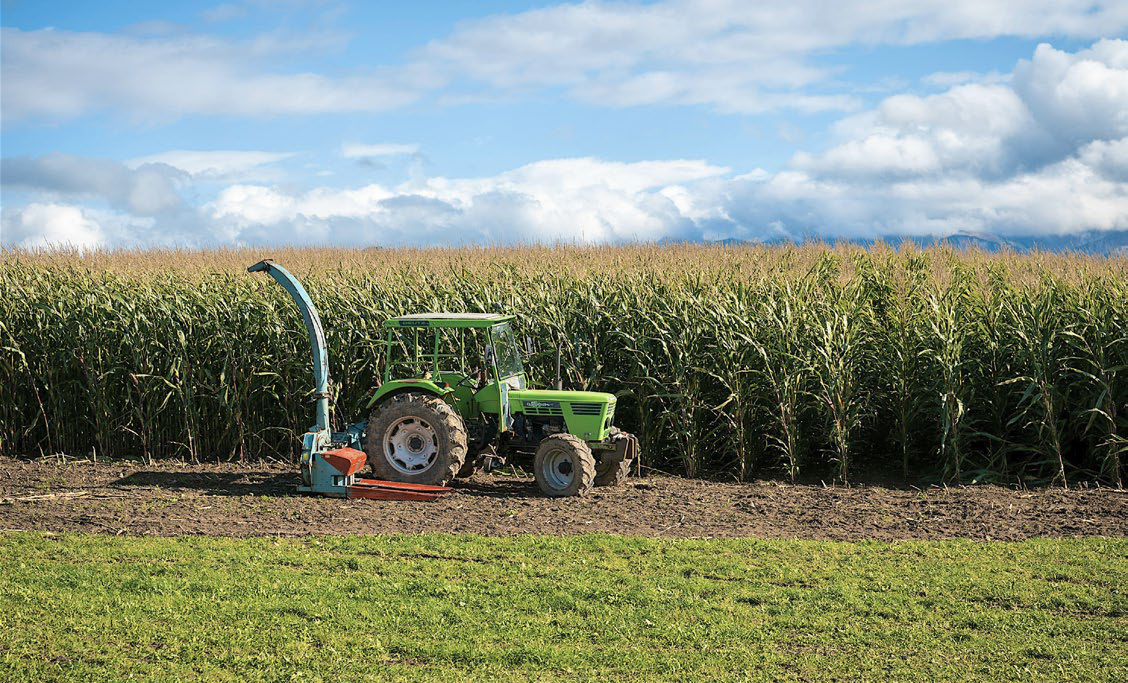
[366,379,453,410]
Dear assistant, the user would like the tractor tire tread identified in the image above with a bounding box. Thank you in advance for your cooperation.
[533,433,595,497]
[366,392,467,486]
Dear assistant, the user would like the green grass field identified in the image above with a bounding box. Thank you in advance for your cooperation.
[1,533,1125,682]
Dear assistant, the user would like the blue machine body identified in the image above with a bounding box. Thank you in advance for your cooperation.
[247,259,360,494]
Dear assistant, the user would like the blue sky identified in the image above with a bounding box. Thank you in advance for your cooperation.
[1,1,1126,248]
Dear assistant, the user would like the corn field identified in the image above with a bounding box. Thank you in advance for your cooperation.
[2,244,1125,486]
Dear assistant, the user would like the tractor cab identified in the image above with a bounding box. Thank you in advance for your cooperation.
[373,313,524,417]
[391,313,522,382]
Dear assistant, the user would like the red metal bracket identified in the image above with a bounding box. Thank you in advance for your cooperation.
[347,478,451,501]
[318,447,452,501]
[320,448,367,476]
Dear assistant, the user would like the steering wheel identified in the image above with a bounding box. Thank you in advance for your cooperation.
[456,367,483,390]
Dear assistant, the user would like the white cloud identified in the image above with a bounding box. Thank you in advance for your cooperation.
[340,143,420,158]
[1013,40,1128,149]
[416,0,1128,114]
[2,204,106,250]
[731,39,1128,238]
[205,157,728,245]
[195,39,1128,244]
[210,184,391,224]
[713,156,1128,239]
[0,27,419,123]
[794,84,1035,179]
[921,70,1010,88]
[4,41,1126,249]
[126,150,294,181]
[5,2,1128,122]
[2,153,186,215]
[1079,137,1128,181]
[796,40,1128,180]
[201,3,247,24]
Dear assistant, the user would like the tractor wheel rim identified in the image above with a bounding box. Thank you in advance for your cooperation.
[543,449,575,490]
[384,416,439,475]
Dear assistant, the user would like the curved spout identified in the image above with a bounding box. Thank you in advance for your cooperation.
[248,259,330,432]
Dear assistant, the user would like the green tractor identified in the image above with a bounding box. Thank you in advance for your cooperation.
[368,313,637,496]
[249,260,638,498]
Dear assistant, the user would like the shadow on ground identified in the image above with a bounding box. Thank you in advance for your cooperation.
[112,471,298,497]
[451,476,540,499]
[110,469,542,499]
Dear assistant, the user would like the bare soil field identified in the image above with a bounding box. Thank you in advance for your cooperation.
[1,456,1124,540]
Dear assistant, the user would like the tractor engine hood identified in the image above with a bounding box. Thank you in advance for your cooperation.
[509,389,617,441]
[509,389,615,404]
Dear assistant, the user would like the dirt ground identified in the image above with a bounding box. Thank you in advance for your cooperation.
[1,456,1124,540]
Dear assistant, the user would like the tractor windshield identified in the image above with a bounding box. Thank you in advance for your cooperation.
[490,322,524,379]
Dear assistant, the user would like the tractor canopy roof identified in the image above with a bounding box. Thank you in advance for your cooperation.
[383,312,516,329]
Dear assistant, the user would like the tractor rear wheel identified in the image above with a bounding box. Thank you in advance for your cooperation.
[533,434,595,497]
[366,393,467,486]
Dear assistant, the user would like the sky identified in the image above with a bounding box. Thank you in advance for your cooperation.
[1,0,1126,249]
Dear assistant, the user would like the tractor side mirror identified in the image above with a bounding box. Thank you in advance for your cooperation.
[524,336,534,356]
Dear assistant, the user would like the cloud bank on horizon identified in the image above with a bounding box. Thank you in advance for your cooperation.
[1,1,1126,250]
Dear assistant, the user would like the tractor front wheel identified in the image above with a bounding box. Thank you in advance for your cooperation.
[533,434,595,497]
[366,393,467,486]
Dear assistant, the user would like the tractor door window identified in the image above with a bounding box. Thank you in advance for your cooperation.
[459,327,487,379]
[385,328,418,380]
[386,326,460,380]
[490,322,524,379]
[433,326,462,374]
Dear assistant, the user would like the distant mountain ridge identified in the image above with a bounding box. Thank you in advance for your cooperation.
[934,230,1128,254]
[707,230,1128,255]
